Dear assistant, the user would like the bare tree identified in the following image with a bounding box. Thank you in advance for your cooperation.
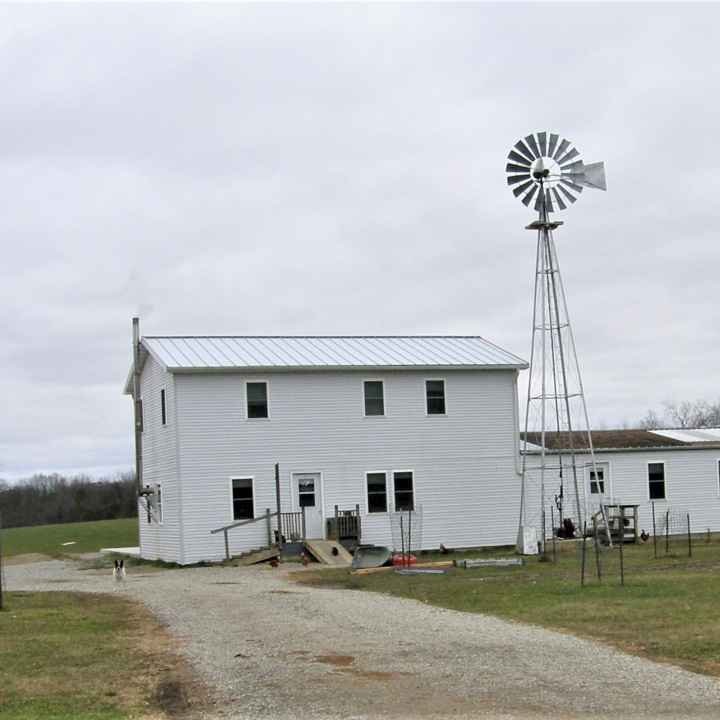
[639,409,663,429]
[663,400,720,428]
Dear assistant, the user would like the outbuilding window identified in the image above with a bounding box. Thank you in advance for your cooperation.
[366,472,388,513]
[589,469,605,494]
[648,462,666,500]
[232,478,254,520]
[393,471,414,511]
[364,381,385,416]
[246,382,269,419]
[426,380,446,415]
[160,389,167,426]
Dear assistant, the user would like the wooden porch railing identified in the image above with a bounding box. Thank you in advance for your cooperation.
[210,507,307,561]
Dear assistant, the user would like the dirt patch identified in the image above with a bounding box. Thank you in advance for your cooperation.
[154,678,191,715]
[313,653,355,667]
[126,594,213,717]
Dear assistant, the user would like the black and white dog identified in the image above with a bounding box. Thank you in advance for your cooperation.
[113,559,126,582]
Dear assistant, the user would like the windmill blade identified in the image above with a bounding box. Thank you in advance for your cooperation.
[553,138,570,160]
[547,133,559,158]
[558,184,577,204]
[561,160,584,173]
[514,139,535,163]
[558,147,580,165]
[524,134,541,159]
[507,173,531,186]
[507,150,532,167]
[521,184,538,207]
[560,178,584,193]
[551,187,567,211]
[512,179,534,197]
[580,161,607,191]
[506,162,532,174]
[538,131,547,156]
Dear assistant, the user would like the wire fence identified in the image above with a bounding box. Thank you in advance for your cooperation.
[537,506,697,588]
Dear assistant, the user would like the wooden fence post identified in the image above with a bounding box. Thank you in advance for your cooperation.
[665,509,670,555]
[356,503,361,544]
[223,529,230,561]
[301,506,307,541]
[687,513,692,558]
[275,463,282,547]
[266,508,272,547]
[334,505,339,541]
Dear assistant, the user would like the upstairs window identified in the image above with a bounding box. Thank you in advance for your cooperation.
[589,469,605,494]
[160,389,167,426]
[232,478,254,520]
[246,382,269,419]
[366,472,388,513]
[426,379,446,415]
[393,471,414,511]
[364,381,385,416]
[648,462,666,500]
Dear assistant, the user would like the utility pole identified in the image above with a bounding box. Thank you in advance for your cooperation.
[132,317,144,495]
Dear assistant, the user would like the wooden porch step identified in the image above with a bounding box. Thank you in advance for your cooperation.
[235,546,280,566]
[304,539,353,567]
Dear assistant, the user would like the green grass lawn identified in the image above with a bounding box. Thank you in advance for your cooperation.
[2,518,138,559]
[0,591,197,720]
[297,536,720,677]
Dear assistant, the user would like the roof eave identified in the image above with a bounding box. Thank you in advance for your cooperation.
[166,363,528,374]
[523,444,720,454]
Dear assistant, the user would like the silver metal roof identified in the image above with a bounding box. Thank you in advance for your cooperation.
[141,336,527,371]
[650,428,720,443]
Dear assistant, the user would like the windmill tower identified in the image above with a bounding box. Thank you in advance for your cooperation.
[506,132,607,554]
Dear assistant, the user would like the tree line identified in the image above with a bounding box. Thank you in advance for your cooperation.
[639,400,720,430]
[0,472,137,529]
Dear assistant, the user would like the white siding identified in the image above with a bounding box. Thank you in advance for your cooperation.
[525,449,720,537]
[174,369,522,563]
[137,355,182,563]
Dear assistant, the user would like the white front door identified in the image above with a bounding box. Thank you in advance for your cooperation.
[293,472,323,539]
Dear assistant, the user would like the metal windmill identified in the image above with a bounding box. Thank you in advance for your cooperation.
[506,131,607,554]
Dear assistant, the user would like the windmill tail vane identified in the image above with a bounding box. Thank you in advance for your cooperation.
[508,131,610,555]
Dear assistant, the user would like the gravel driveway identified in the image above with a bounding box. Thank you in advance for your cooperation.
[7,558,720,720]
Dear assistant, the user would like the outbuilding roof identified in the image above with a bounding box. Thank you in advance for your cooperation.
[140,335,528,372]
[523,428,720,453]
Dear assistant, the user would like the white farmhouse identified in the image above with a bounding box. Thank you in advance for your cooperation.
[125,332,528,564]
[523,429,720,538]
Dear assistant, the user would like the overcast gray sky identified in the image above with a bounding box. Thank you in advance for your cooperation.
[1,3,719,480]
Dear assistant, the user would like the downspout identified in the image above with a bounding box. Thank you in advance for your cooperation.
[512,370,522,476]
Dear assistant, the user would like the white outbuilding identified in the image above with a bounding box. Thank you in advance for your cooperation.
[125,333,528,564]
[523,429,720,538]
